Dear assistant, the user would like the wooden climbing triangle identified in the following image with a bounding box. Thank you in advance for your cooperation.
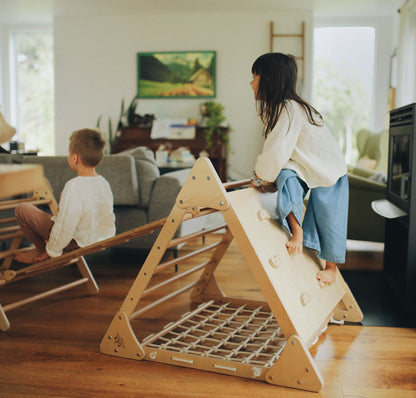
[100,158,363,392]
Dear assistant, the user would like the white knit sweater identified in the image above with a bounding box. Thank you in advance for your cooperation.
[255,100,347,188]
[46,175,115,257]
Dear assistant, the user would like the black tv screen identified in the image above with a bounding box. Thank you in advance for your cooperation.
[390,133,410,200]
[387,103,415,213]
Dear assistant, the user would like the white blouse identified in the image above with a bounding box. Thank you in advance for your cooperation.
[255,100,347,188]
[46,175,115,258]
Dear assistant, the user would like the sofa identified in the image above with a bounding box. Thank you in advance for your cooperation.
[347,129,388,243]
[354,128,388,174]
[348,166,386,242]
[0,147,203,251]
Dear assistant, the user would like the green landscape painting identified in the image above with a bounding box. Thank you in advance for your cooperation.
[137,51,216,98]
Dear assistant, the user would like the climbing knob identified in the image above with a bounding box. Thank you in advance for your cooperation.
[300,292,312,306]
[268,255,281,268]
[257,209,270,221]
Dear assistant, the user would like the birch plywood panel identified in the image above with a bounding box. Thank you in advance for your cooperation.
[224,188,346,345]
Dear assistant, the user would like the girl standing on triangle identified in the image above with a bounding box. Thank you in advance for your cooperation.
[249,52,348,284]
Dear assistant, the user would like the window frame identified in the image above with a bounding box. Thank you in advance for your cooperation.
[0,23,53,142]
[313,16,395,132]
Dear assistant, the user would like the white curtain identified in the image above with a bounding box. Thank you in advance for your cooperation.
[396,0,416,107]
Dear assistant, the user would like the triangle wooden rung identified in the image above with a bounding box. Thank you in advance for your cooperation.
[100,158,363,393]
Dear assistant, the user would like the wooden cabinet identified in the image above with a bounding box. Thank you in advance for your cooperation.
[112,126,229,181]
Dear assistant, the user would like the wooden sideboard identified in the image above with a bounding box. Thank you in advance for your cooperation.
[112,126,229,181]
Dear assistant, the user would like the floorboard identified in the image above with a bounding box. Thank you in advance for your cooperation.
[1,236,415,398]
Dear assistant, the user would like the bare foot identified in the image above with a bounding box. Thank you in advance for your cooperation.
[317,262,337,285]
[34,252,50,263]
[14,248,39,264]
[286,229,303,254]
[285,212,303,254]
[14,248,47,264]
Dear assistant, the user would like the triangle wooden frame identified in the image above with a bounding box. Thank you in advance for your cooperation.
[100,158,363,393]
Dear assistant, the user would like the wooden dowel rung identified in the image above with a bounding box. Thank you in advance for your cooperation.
[0,198,29,207]
[0,231,22,241]
[0,217,17,224]
[0,225,20,234]
[2,277,89,312]
[272,33,303,38]
[223,179,250,190]
[0,245,34,261]
[0,198,51,211]
[0,250,14,260]
[156,241,223,274]
[167,224,227,248]
[130,280,199,320]
[15,257,80,278]
[142,261,210,298]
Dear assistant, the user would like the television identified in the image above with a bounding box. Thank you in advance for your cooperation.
[387,103,416,213]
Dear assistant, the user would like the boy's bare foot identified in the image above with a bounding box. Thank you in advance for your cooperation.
[14,248,47,264]
[14,248,39,264]
[317,262,337,284]
[34,252,50,263]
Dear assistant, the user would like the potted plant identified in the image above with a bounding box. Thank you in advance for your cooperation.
[96,95,140,153]
[200,100,230,148]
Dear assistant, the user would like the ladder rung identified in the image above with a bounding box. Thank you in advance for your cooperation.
[0,217,17,225]
[0,249,15,260]
[0,231,22,241]
[272,33,303,38]
[0,225,20,234]
[0,198,51,211]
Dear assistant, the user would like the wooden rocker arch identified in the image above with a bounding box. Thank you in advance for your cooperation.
[100,158,363,393]
[0,164,193,331]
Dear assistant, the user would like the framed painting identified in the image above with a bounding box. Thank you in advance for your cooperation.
[137,51,216,99]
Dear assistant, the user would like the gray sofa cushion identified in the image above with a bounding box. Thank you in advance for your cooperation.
[97,155,139,205]
[119,147,159,208]
[21,156,76,199]
[0,154,12,164]
[21,154,139,206]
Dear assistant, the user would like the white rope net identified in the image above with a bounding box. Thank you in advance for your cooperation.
[143,301,287,368]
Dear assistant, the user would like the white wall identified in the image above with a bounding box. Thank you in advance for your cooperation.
[55,11,313,179]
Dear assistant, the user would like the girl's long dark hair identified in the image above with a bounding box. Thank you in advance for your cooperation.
[252,53,322,137]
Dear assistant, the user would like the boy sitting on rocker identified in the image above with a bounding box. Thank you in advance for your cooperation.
[14,128,115,264]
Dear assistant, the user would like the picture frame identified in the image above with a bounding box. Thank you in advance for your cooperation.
[137,50,216,99]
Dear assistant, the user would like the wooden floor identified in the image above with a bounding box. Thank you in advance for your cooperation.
[0,235,415,398]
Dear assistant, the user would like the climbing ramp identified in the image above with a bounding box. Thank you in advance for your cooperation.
[0,164,204,331]
[100,158,363,392]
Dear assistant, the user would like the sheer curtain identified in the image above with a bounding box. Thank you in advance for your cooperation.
[396,0,416,107]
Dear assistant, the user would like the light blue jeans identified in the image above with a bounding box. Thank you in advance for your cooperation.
[276,169,349,263]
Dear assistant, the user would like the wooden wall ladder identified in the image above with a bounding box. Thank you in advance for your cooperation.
[269,21,305,85]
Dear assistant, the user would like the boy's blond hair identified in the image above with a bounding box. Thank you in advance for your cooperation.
[69,128,106,167]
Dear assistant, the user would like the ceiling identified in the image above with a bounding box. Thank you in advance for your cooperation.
[0,0,404,21]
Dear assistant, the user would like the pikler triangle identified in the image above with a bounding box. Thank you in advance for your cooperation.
[100,157,362,392]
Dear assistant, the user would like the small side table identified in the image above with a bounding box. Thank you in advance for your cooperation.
[0,164,44,199]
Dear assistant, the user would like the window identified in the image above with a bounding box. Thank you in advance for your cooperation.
[312,26,376,164]
[8,27,55,155]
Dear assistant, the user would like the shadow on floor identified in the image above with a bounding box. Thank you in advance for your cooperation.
[342,270,416,328]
